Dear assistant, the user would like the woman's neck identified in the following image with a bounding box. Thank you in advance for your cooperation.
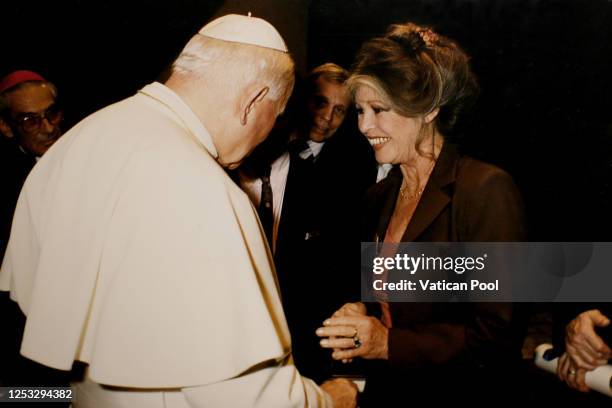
[399,131,444,198]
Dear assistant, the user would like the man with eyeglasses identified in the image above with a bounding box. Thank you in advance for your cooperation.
[0,70,67,392]
[0,69,63,271]
[0,70,63,157]
[0,70,63,261]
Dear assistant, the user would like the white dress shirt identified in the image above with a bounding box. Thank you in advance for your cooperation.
[239,151,290,254]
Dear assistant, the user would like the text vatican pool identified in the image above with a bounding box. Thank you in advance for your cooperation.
[373,279,499,291]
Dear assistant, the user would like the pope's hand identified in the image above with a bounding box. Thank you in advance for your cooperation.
[320,378,358,408]
[332,302,367,318]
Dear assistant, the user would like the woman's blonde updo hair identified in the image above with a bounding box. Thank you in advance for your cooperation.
[347,22,479,136]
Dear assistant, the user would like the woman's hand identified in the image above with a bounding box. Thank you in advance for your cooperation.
[324,302,368,363]
[557,352,590,393]
[316,315,389,361]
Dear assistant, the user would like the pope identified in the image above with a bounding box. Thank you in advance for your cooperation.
[0,14,357,408]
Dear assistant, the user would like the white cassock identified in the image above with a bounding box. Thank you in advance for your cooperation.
[0,83,331,407]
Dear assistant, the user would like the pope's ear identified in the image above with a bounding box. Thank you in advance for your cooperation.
[0,116,14,138]
[424,107,440,124]
[240,86,270,125]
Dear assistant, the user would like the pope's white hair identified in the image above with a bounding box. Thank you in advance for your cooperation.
[172,35,294,111]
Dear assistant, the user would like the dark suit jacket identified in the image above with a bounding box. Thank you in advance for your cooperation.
[0,139,71,394]
[361,143,527,405]
[274,130,377,382]
[0,138,36,260]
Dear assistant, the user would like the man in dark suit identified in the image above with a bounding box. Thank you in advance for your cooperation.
[0,70,67,391]
[0,70,63,260]
[238,63,377,382]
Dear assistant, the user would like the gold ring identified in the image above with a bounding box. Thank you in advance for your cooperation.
[568,369,577,376]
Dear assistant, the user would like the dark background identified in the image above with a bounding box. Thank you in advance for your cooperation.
[2,0,611,240]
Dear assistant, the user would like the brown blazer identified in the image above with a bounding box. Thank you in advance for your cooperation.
[361,143,527,404]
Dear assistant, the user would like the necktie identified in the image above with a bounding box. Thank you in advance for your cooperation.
[289,139,315,163]
[258,165,274,249]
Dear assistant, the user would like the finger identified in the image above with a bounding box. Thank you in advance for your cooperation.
[576,369,590,393]
[337,304,357,312]
[583,331,612,356]
[316,326,357,338]
[320,337,356,349]
[342,303,366,316]
[569,355,598,371]
[558,354,569,381]
[573,347,602,370]
[332,348,362,361]
[579,348,609,367]
[335,309,362,317]
[557,354,566,380]
[578,347,605,368]
[323,316,363,327]
[569,344,603,367]
[565,365,579,390]
[332,303,359,317]
[567,331,603,357]
[567,345,599,371]
[590,310,611,327]
[566,373,578,390]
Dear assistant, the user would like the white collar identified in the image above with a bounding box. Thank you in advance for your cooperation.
[139,82,218,159]
[298,139,325,160]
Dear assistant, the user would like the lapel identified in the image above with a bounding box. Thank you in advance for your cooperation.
[375,143,460,242]
[374,167,402,242]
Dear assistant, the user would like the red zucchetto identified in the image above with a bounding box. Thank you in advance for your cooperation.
[0,70,46,94]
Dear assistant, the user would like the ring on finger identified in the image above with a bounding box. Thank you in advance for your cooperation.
[353,336,362,349]
[568,369,577,376]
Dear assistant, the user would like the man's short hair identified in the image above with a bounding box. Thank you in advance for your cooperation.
[306,63,349,86]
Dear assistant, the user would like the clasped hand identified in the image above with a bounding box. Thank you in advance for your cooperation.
[557,309,611,392]
[316,302,389,361]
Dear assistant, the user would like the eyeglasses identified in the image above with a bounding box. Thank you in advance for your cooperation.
[9,104,63,133]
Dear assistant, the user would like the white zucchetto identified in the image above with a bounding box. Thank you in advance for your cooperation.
[199,13,288,52]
